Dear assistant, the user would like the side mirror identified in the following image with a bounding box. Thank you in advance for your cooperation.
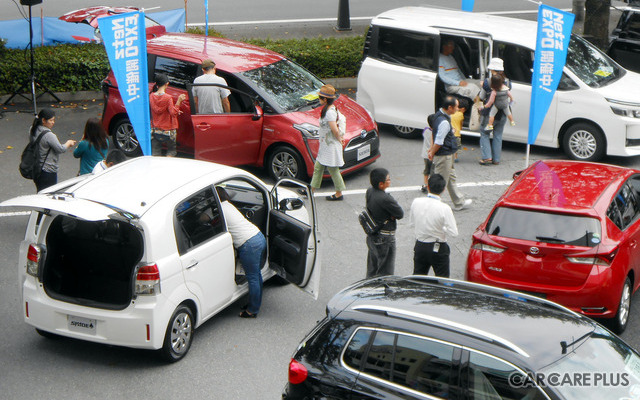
[279,198,304,211]
[252,104,263,121]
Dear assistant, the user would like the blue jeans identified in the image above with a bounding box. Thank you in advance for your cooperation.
[479,114,505,163]
[237,232,266,315]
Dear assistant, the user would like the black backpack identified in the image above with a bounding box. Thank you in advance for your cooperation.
[19,131,50,180]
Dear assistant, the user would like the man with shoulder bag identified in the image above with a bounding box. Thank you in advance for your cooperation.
[364,168,404,278]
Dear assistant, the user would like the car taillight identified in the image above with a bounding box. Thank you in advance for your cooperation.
[135,264,161,295]
[471,243,505,253]
[566,247,618,266]
[288,359,308,385]
[26,244,42,277]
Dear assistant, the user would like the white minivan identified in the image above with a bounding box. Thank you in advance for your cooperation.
[0,157,319,362]
[357,7,640,161]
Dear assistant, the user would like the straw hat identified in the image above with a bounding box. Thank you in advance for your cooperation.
[318,84,337,99]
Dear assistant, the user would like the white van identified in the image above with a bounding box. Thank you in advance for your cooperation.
[357,7,640,161]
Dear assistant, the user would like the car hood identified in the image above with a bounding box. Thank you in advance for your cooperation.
[597,69,640,105]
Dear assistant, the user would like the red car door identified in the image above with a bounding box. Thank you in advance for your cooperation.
[190,85,263,166]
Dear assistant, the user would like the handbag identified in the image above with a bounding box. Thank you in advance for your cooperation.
[358,209,388,236]
[469,101,481,131]
[152,128,175,143]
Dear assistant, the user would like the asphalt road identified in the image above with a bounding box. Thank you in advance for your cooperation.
[1,99,640,399]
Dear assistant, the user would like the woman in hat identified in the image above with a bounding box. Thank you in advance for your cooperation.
[309,84,346,201]
[478,58,512,166]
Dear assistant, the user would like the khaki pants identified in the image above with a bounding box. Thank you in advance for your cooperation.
[432,154,466,208]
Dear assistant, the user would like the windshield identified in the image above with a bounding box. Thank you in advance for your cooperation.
[540,326,640,399]
[565,35,624,88]
[239,59,324,112]
[486,207,602,247]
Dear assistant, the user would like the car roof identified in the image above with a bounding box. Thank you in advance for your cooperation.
[328,276,596,370]
[371,7,538,49]
[147,33,285,73]
[61,157,248,217]
[500,160,632,211]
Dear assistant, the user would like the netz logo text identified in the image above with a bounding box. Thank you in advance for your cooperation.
[70,321,94,329]
[509,372,630,388]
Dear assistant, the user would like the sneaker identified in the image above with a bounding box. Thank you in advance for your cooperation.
[510,121,516,126]
[486,124,494,131]
[453,198,473,211]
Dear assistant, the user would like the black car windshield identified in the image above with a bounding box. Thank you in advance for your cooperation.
[486,207,601,247]
[239,59,324,112]
[566,35,624,88]
[539,326,640,399]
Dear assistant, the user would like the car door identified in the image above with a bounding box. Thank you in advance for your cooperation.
[269,179,320,298]
[175,185,236,320]
[188,83,263,166]
[607,177,640,291]
[359,26,440,130]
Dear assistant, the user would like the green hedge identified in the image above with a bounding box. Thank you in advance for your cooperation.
[0,34,364,96]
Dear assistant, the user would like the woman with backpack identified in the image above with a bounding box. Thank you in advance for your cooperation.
[309,84,346,201]
[29,108,76,192]
[73,117,109,175]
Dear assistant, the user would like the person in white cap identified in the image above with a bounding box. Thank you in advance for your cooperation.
[478,57,512,166]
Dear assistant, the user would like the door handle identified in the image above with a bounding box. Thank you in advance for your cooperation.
[196,123,211,130]
[559,100,572,104]
[631,240,637,248]
[186,261,199,270]
[420,76,435,83]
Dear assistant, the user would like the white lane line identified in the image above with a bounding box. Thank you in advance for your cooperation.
[313,180,512,197]
[0,181,512,217]
[189,9,571,27]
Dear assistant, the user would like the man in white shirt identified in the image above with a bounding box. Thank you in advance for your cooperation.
[410,174,459,277]
[193,59,231,114]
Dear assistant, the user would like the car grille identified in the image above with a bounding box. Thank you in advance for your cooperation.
[342,130,380,168]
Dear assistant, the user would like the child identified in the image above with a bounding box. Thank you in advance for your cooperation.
[450,98,467,163]
[483,74,515,131]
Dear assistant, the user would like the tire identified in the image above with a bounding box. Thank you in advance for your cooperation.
[112,117,142,157]
[35,328,59,339]
[610,277,632,334]
[267,146,307,181]
[562,123,605,161]
[392,125,421,139]
[160,305,194,363]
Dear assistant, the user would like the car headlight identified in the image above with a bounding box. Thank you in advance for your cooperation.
[607,98,640,118]
[294,123,319,139]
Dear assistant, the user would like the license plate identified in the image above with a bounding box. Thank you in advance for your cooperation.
[67,315,97,334]
[357,144,371,161]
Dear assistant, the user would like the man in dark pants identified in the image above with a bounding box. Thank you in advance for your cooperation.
[410,174,459,277]
[365,168,404,278]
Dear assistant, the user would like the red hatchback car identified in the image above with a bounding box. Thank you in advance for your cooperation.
[101,32,380,180]
[466,160,640,333]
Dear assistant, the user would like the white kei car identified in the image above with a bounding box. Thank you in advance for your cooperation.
[0,157,320,362]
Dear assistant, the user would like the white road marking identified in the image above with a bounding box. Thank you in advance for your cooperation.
[314,180,512,197]
[0,211,30,218]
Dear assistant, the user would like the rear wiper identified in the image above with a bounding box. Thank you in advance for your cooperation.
[536,236,565,243]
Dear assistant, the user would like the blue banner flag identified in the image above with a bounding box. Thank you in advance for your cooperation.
[461,0,474,12]
[98,12,151,155]
[528,5,574,145]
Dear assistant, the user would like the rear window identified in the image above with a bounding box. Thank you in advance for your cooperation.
[486,207,601,247]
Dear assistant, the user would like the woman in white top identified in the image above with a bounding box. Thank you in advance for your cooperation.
[309,84,346,201]
[216,187,266,318]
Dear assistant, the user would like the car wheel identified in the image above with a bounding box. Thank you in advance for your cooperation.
[562,123,605,161]
[611,277,632,334]
[392,125,421,139]
[112,117,142,157]
[267,146,306,181]
[35,328,60,339]
[160,304,194,362]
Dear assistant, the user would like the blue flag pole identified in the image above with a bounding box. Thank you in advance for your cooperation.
[461,0,474,12]
[205,0,209,36]
[526,4,574,167]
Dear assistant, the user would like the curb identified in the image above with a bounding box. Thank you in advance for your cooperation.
[1,79,358,105]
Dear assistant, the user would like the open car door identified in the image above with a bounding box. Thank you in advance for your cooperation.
[268,180,320,299]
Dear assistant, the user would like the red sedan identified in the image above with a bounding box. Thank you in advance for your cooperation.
[466,160,640,333]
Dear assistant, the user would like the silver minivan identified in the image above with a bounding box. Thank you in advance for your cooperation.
[357,7,640,161]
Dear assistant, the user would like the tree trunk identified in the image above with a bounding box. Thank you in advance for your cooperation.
[583,0,611,50]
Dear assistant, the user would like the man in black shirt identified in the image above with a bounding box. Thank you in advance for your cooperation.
[365,168,405,278]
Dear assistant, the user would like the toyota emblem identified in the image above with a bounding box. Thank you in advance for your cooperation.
[360,130,367,138]
[529,247,540,255]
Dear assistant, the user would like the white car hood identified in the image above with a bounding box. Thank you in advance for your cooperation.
[596,70,640,105]
[0,193,133,221]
